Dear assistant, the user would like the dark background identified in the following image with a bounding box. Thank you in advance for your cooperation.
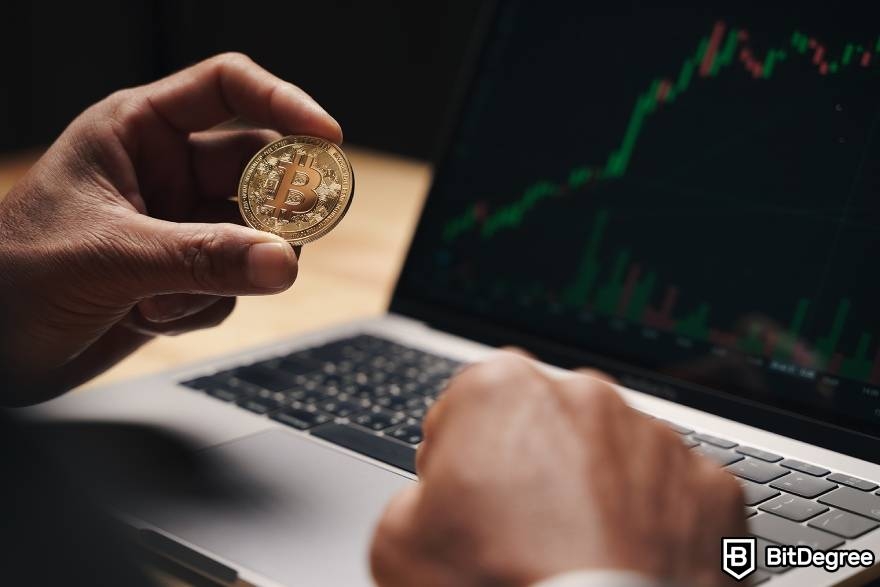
[0,1,486,159]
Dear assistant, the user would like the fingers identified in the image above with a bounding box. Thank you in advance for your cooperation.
[554,373,631,448]
[189,128,281,200]
[422,352,515,440]
[370,486,421,587]
[121,215,298,297]
[419,353,542,472]
[137,293,224,323]
[133,53,342,142]
[574,367,618,384]
[125,296,236,336]
[498,345,535,359]
[690,462,747,587]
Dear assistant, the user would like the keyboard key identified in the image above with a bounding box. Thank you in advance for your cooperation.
[237,396,281,415]
[659,420,693,435]
[181,375,218,390]
[726,458,789,483]
[205,386,240,402]
[780,459,829,477]
[184,373,261,402]
[818,487,880,521]
[770,473,836,499]
[311,424,416,473]
[345,382,376,400]
[405,395,433,419]
[827,473,878,492]
[406,394,433,408]
[735,446,783,463]
[278,354,324,375]
[692,433,737,449]
[317,397,362,417]
[288,388,327,404]
[389,422,423,445]
[740,480,780,506]
[375,394,411,411]
[353,407,405,431]
[808,509,880,538]
[202,334,460,472]
[749,513,844,550]
[271,405,331,430]
[233,365,297,392]
[756,537,790,574]
[759,494,828,522]
[681,437,699,448]
[745,507,757,518]
[368,382,398,397]
[693,444,743,466]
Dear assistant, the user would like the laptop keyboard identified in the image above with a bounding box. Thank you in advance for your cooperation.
[181,333,880,585]
[181,334,462,473]
[659,420,880,583]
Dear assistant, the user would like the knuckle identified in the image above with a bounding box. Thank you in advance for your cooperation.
[455,353,539,397]
[716,471,745,506]
[104,88,135,110]
[65,90,141,161]
[186,235,219,291]
[575,367,617,384]
[650,418,683,447]
[99,88,141,126]
[173,229,230,292]
[211,51,253,71]
[562,376,623,413]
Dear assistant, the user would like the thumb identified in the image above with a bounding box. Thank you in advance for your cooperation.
[122,215,298,297]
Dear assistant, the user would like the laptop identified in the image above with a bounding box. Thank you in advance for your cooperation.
[27,1,880,585]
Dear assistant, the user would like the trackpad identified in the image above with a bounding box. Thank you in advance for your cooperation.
[130,429,413,586]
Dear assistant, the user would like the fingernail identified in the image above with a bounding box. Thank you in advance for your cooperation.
[247,242,294,289]
[329,117,344,143]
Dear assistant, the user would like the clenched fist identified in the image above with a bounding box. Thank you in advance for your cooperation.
[370,353,746,587]
[0,53,341,405]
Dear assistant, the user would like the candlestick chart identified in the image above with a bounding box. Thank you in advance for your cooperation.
[397,2,880,415]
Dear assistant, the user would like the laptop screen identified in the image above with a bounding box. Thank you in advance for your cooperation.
[395,1,880,437]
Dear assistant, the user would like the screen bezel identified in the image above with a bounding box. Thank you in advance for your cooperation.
[389,1,880,464]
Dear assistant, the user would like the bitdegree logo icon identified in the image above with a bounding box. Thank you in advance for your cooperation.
[722,538,757,580]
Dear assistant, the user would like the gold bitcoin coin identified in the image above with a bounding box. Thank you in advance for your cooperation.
[238,135,354,245]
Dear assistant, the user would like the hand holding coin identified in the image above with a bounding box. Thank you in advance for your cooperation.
[239,136,355,245]
[0,53,342,403]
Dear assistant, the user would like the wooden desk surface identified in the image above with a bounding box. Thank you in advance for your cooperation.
[0,146,431,389]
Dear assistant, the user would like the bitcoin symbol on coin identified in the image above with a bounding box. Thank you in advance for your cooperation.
[269,152,322,218]
[238,136,354,245]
